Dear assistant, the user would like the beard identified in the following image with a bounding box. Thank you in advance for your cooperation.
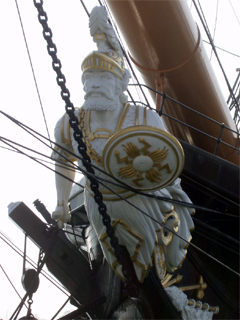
[83,92,120,111]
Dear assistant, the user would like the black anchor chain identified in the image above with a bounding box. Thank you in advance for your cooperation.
[33,0,139,297]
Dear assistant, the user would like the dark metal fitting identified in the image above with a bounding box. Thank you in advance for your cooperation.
[95,197,103,204]
[110,237,118,247]
[33,1,129,294]
[66,103,75,112]
[33,0,43,9]
[56,74,66,85]
[61,89,70,100]
[162,93,167,99]
[99,204,107,213]
[79,146,87,153]
[74,134,83,142]
[47,43,57,56]
[103,216,112,225]
[91,182,98,189]
[52,59,62,71]
[70,121,79,131]
[22,269,40,295]
[38,11,48,23]
[43,29,52,40]
[69,118,78,125]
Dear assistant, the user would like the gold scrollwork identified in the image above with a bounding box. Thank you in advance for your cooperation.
[154,245,167,280]
[159,211,180,246]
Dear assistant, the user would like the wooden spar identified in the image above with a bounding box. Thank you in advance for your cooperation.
[105,0,239,165]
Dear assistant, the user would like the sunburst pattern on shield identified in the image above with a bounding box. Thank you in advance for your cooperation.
[102,126,185,191]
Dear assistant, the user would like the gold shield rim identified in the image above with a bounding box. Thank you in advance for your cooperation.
[102,126,185,191]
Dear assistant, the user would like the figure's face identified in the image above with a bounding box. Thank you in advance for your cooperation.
[82,70,122,111]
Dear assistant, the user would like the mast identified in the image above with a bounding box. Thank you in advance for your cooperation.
[105,0,239,165]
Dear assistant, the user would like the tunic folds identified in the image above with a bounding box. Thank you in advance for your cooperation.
[52,104,194,282]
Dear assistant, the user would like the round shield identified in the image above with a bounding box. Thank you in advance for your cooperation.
[102,126,184,191]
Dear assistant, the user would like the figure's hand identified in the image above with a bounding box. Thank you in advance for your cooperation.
[52,203,71,229]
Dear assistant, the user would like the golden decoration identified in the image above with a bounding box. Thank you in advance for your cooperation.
[115,138,171,187]
[81,51,124,80]
[159,210,180,246]
[154,245,167,281]
[78,104,130,166]
[103,126,185,191]
[99,219,157,283]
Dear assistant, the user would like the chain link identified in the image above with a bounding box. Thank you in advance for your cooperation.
[37,248,44,271]
[33,0,138,296]
[26,296,33,318]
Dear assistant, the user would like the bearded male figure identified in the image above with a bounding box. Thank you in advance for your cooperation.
[52,6,194,284]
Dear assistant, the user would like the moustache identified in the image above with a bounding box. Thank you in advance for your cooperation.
[84,90,114,100]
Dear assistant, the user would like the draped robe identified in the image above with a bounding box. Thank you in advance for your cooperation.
[52,104,194,283]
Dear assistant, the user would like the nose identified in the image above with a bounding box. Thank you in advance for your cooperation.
[91,77,100,89]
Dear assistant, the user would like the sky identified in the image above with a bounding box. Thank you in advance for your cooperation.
[0,0,239,319]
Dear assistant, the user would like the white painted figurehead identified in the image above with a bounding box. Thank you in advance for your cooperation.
[81,5,130,112]
[52,6,194,286]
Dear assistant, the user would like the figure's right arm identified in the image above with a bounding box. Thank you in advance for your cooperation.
[52,163,75,224]
[51,113,77,227]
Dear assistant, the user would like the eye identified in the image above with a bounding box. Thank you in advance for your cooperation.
[101,73,112,80]
[84,73,93,80]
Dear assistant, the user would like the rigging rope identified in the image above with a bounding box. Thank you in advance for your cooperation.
[0,230,76,297]
[98,0,151,107]
[33,0,140,297]
[14,0,52,148]
[2,142,240,280]
[79,0,90,17]
[1,109,239,217]
[6,140,239,218]
[228,0,240,27]
[2,142,240,281]
[84,0,142,105]
[1,129,239,277]
[0,264,28,309]
[128,84,240,152]
[9,229,59,320]
[50,296,72,320]
[2,4,238,310]
[203,40,240,58]
[108,3,151,107]
[192,0,240,119]
[210,0,219,61]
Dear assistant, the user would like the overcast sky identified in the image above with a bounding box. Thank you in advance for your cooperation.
[0,0,239,319]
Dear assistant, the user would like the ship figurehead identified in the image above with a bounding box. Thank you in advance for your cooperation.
[79,5,189,286]
[51,5,218,320]
[80,3,186,280]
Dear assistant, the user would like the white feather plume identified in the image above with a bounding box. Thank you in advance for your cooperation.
[89,6,122,55]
